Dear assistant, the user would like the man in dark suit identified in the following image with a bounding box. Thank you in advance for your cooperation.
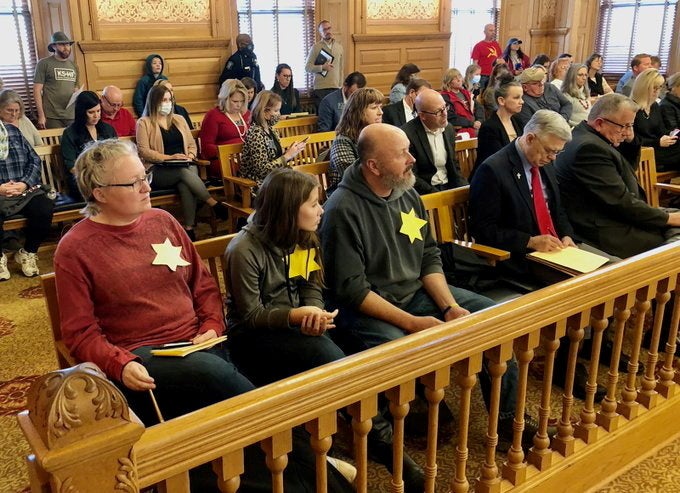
[382,78,431,127]
[555,93,680,259]
[401,89,468,195]
[469,109,579,280]
[470,109,612,401]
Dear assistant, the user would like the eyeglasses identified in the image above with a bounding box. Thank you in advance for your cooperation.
[601,117,634,133]
[101,172,153,192]
[102,95,123,109]
[536,137,564,157]
[420,104,449,117]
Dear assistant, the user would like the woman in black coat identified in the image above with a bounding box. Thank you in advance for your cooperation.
[473,76,523,177]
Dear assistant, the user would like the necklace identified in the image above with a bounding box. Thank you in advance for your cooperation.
[577,98,590,110]
[226,111,246,143]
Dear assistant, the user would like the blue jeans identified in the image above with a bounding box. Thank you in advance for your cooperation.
[119,344,255,425]
[334,286,519,420]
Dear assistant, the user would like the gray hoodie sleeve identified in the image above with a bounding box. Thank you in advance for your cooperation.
[226,236,291,331]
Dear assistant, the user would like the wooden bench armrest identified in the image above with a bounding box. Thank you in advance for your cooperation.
[194,159,210,167]
[452,240,511,263]
[655,182,680,194]
[224,176,257,188]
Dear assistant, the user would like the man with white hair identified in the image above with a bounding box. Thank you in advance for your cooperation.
[555,93,680,258]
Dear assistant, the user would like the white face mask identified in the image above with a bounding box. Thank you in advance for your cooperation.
[159,102,173,116]
[472,74,481,85]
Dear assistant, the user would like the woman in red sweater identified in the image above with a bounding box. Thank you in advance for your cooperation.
[199,79,251,178]
[440,67,481,137]
[54,138,253,424]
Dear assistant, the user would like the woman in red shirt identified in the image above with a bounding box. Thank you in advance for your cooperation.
[440,68,481,137]
[200,79,251,179]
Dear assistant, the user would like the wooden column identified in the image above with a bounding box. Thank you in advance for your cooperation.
[16,363,145,492]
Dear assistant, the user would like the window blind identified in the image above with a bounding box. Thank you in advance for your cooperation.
[236,0,316,92]
[0,0,38,118]
[595,0,678,75]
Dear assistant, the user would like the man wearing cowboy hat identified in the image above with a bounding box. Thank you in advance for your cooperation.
[33,31,79,129]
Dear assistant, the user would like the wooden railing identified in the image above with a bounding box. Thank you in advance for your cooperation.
[18,242,680,492]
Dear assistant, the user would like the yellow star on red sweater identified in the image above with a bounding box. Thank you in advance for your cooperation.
[399,208,428,243]
[151,238,190,271]
[288,245,321,280]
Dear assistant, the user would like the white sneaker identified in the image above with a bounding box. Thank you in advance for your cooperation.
[327,456,357,485]
[0,254,9,281]
[14,249,39,277]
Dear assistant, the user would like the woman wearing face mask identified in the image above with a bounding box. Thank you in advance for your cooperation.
[136,85,228,239]
[270,63,301,116]
[473,75,523,174]
[463,64,482,98]
[239,90,305,189]
[327,88,383,195]
[153,79,193,130]
[62,91,117,201]
[200,79,251,178]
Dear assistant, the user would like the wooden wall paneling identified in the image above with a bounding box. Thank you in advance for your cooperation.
[561,0,599,61]
[353,33,449,93]
[79,45,227,113]
[498,0,533,56]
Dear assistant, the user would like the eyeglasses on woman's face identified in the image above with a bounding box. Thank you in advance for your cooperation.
[100,171,153,192]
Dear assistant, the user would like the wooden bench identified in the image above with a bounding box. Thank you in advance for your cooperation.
[38,128,65,146]
[218,131,336,229]
[273,115,319,138]
[420,185,510,264]
[40,233,237,370]
[294,161,331,203]
[454,138,478,180]
[636,146,680,207]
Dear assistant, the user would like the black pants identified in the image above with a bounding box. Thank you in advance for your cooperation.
[0,193,54,252]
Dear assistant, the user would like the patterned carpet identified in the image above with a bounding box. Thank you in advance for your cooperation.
[1,239,680,493]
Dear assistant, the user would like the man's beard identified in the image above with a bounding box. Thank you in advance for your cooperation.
[380,166,416,193]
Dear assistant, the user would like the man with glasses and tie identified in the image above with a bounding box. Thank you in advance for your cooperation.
[515,66,572,131]
[555,93,680,259]
[100,85,136,137]
[401,88,468,195]
[470,109,613,401]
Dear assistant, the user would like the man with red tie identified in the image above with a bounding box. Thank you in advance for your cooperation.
[468,109,614,400]
[468,109,614,281]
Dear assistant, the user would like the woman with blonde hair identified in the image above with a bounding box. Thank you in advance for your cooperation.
[136,84,228,239]
[626,68,680,171]
[240,90,306,189]
[327,87,383,194]
[441,67,480,136]
[199,79,250,178]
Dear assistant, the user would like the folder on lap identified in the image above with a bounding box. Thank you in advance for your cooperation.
[527,247,609,276]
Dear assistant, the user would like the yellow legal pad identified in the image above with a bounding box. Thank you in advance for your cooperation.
[150,335,228,357]
[527,246,609,276]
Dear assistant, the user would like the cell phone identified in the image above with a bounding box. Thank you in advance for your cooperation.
[300,136,310,143]
[670,129,679,137]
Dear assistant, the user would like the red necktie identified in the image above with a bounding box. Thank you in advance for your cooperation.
[530,166,556,236]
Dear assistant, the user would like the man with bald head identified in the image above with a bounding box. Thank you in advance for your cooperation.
[321,123,530,455]
[471,23,502,90]
[401,88,467,195]
[100,85,136,137]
